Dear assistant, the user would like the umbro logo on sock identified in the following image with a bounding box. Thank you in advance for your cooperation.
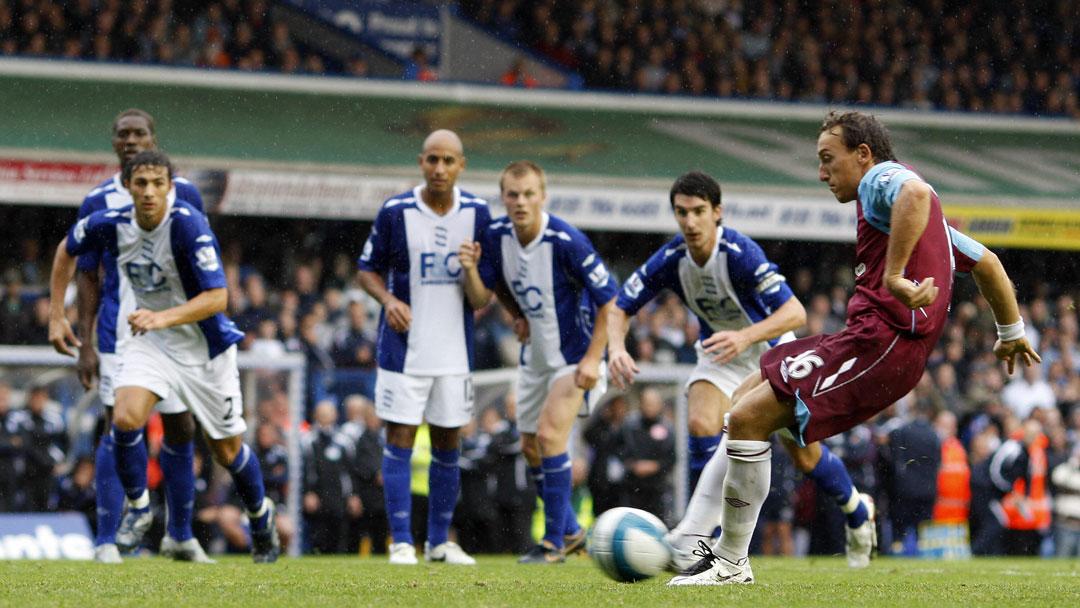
[725,497,750,508]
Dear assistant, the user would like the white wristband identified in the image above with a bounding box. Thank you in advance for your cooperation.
[996,319,1025,342]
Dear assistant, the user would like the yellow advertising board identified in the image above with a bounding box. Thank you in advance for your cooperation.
[946,206,1080,250]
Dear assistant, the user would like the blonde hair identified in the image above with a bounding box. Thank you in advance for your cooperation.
[499,160,546,194]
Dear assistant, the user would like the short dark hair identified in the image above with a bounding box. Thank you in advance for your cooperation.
[670,171,722,209]
[819,111,896,163]
[122,150,174,184]
[112,108,156,135]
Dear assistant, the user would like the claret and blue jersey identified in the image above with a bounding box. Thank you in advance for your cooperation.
[75,173,205,354]
[65,198,242,365]
[850,160,984,338]
[478,212,619,371]
[358,186,491,375]
[616,226,795,368]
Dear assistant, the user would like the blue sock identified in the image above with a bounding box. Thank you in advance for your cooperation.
[689,434,722,493]
[532,463,579,537]
[428,447,460,548]
[382,444,414,545]
[94,433,123,545]
[226,444,268,530]
[111,426,148,502]
[529,465,544,497]
[541,453,572,548]
[808,444,868,528]
[564,495,581,536]
[159,441,195,542]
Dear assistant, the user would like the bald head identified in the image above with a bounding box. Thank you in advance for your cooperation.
[422,129,463,155]
[418,129,466,201]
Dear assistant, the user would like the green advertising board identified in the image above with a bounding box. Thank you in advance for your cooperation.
[2,62,1079,206]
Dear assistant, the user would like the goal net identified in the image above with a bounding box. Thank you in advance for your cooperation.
[0,346,306,557]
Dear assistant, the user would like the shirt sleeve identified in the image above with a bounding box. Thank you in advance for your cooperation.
[174,211,227,291]
[175,179,206,214]
[561,229,619,307]
[616,240,681,316]
[74,196,102,272]
[65,211,110,258]
[857,162,923,233]
[949,227,985,274]
[357,205,393,273]
[477,222,502,290]
[727,233,794,314]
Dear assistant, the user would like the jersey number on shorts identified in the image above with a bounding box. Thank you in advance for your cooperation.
[222,396,241,421]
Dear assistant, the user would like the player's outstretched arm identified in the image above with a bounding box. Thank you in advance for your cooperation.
[576,296,617,390]
[458,240,492,310]
[357,269,411,332]
[970,248,1041,374]
[48,238,82,357]
[702,297,806,365]
[128,287,228,335]
[883,180,939,309]
[606,305,638,389]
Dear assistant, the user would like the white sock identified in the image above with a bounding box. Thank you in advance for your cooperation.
[670,432,728,547]
[714,439,771,562]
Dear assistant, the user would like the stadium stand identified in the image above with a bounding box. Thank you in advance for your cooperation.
[0,0,339,75]
[459,0,1080,117]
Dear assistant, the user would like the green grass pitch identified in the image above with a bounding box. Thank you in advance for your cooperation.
[1,555,1077,607]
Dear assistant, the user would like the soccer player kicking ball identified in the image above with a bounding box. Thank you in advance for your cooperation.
[49,151,280,564]
[609,171,875,573]
[74,109,210,563]
[358,130,490,565]
[459,161,619,564]
[668,112,1039,586]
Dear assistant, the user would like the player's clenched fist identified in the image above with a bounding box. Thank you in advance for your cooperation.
[383,296,412,333]
[885,275,938,309]
[458,240,482,271]
[128,309,168,335]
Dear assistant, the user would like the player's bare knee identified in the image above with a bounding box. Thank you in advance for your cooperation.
[726,405,771,440]
[385,422,418,448]
[520,434,541,465]
[535,424,566,455]
[428,425,460,450]
[161,412,195,444]
[111,406,144,432]
[208,435,242,466]
[687,410,719,437]
[789,445,820,473]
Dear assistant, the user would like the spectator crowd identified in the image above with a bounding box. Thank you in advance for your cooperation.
[0,0,355,76]
[462,0,1080,118]
[1,220,1079,557]
[3,1,1079,118]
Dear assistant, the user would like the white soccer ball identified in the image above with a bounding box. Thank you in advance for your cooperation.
[588,507,672,583]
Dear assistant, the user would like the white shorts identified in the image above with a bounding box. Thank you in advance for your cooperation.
[515,363,607,435]
[99,352,187,414]
[115,339,245,440]
[686,342,759,397]
[374,369,474,429]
